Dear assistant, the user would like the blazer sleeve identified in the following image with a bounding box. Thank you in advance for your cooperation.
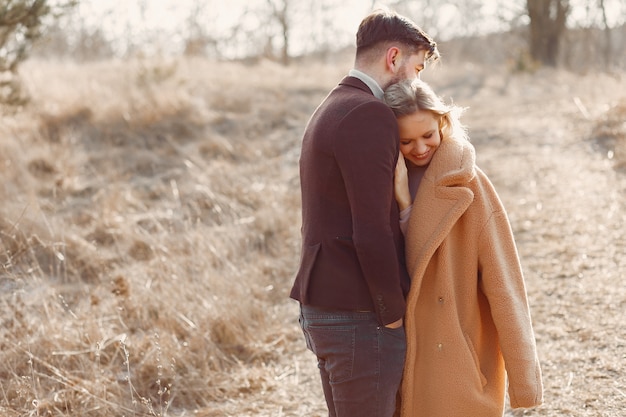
[478,203,543,408]
[334,100,406,325]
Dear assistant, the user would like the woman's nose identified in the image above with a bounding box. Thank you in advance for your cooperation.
[412,142,426,154]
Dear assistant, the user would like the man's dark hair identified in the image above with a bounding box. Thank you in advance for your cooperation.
[356,9,439,62]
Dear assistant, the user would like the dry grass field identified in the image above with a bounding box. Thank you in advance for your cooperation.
[0,54,625,417]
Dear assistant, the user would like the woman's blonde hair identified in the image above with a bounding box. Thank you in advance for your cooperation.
[384,79,468,142]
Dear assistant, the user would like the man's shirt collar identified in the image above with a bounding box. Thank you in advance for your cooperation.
[348,69,384,100]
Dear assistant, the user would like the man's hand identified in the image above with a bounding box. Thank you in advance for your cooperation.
[385,317,403,329]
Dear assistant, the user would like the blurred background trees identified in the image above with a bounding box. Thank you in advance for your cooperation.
[0,0,76,105]
[1,0,625,105]
[527,0,620,68]
[528,0,569,66]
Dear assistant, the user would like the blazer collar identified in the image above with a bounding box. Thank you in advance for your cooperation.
[347,69,384,99]
[339,75,378,97]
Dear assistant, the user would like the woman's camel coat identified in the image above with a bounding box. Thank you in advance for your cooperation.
[400,136,543,417]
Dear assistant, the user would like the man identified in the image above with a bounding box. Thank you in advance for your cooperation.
[290,8,439,417]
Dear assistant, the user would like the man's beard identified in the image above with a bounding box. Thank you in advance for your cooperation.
[383,65,410,90]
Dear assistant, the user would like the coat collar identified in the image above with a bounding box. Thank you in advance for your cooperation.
[404,137,477,278]
[339,76,376,96]
[425,135,476,187]
[347,69,385,99]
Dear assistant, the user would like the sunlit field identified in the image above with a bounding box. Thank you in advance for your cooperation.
[0,57,343,416]
[1,51,625,416]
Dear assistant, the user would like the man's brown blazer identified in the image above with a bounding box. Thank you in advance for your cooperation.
[290,76,410,325]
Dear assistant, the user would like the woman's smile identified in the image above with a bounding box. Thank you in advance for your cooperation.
[411,149,431,159]
[397,110,441,167]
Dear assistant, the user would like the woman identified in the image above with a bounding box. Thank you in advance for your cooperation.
[384,79,543,417]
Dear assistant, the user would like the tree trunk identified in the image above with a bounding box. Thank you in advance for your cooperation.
[527,0,569,66]
[267,0,290,65]
[599,0,612,69]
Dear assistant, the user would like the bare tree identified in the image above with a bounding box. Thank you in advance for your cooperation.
[267,0,290,65]
[598,0,613,69]
[527,0,569,66]
[182,0,218,58]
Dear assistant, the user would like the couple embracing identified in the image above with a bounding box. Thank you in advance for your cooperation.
[290,8,543,417]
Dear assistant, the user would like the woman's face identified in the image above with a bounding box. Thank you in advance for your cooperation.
[397,110,441,166]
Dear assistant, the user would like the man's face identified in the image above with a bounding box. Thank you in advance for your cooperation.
[389,49,427,86]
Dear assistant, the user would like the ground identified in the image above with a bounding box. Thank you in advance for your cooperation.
[2,59,625,417]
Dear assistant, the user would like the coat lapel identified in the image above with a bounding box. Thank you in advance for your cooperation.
[404,137,476,292]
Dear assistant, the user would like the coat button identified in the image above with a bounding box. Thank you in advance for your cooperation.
[437,343,443,351]
[438,297,444,304]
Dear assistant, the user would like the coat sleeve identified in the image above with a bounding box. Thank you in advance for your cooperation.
[477,203,543,409]
[334,100,406,325]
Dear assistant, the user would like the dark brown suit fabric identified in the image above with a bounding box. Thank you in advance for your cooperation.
[290,76,410,325]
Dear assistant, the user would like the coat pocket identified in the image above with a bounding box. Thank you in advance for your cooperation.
[464,332,488,388]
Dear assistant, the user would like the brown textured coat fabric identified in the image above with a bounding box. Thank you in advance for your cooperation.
[400,136,543,416]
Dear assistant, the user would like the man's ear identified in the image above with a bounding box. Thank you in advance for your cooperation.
[385,47,401,72]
